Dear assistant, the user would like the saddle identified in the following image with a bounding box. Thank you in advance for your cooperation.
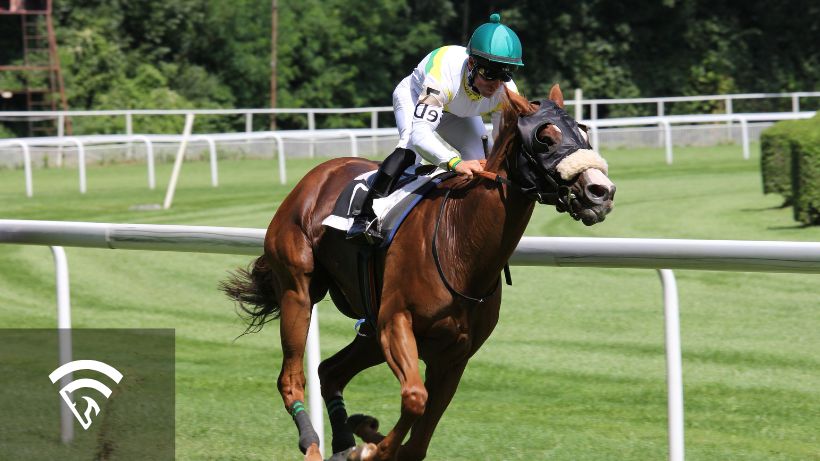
[321,164,456,331]
[322,164,455,249]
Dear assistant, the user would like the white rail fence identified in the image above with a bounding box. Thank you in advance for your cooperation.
[2,219,819,459]
[1,90,818,135]
[1,110,816,199]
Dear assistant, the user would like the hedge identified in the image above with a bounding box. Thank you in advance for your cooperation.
[760,120,801,204]
[760,114,820,225]
[791,114,820,225]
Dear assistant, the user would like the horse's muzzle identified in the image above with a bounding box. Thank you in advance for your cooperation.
[572,169,615,226]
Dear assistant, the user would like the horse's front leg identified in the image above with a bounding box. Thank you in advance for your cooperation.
[278,287,323,461]
[397,360,468,461]
[355,309,427,461]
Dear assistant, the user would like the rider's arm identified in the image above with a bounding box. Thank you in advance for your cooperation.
[410,75,489,177]
[409,83,459,170]
[412,106,483,177]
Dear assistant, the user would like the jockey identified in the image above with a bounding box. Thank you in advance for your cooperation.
[348,13,524,243]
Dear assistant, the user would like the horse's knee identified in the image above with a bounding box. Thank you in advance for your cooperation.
[317,359,331,383]
[277,368,306,401]
[400,385,428,418]
[318,359,341,399]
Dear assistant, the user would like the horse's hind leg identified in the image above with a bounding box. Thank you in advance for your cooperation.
[277,288,322,460]
[272,248,328,460]
[318,334,386,459]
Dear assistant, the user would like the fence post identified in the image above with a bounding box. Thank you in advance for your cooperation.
[739,118,750,160]
[725,97,733,141]
[15,141,34,197]
[658,269,684,461]
[272,134,286,184]
[344,130,358,157]
[126,112,134,159]
[135,135,156,190]
[57,114,65,167]
[791,94,800,113]
[202,136,219,187]
[590,103,600,149]
[307,305,324,457]
[163,113,196,210]
[67,138,87,194]
[371,111,379,157]
[657,101,665,147]
[308,112,316,158]
[661,121,674,165]
[50,246,75,444]
[574,88,583,120]
[245,113,253,145]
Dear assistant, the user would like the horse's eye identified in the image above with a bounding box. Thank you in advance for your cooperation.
[536,124,560,149]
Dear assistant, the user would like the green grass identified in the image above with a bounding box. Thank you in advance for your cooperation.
[0,144,818,460]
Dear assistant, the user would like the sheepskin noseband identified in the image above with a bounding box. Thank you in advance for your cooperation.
[556,148,608,180]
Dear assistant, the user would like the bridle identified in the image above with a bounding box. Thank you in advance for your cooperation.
[431,99,593,302]
[475,163,578,219]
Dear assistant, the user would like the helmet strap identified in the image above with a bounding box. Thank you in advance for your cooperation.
[466,58,480,94]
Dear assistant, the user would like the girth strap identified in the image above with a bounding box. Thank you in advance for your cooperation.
[356,248,380,330]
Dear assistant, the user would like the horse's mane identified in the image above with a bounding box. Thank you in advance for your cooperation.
[445,88,537,190]
[484,87,538,173]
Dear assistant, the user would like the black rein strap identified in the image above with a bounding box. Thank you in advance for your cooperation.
[431,188,501,304]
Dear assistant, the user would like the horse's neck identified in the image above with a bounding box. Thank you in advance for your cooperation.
[447,168,534,283]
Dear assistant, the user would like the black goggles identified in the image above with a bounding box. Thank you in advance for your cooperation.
[476,65,514,82]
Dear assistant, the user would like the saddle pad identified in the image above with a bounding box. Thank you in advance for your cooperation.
[322,166,453,247]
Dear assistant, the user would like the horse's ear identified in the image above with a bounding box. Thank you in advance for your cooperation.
[548,84,564,108]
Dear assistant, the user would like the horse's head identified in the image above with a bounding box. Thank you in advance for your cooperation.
[495,84,615,225]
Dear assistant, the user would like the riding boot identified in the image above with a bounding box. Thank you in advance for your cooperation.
[347,148,416,245]
[346,173,389,245]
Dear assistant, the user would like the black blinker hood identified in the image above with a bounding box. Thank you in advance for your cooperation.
[517,99,592,171]
[509,99,592,204]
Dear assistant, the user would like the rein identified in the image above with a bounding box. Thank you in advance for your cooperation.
[474,162,579,220]
[431,187,501,303]
[429,128,585,302]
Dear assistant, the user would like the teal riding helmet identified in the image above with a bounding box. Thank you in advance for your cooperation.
[466,13,524,68]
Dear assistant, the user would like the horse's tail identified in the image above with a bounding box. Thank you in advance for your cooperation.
[220,256,280,333]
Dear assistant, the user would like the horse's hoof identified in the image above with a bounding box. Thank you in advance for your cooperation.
[347,414,385,443]
[347,414,379,432]
[326,447,355,461]
[304,442,323,461]
[346,443,378,461]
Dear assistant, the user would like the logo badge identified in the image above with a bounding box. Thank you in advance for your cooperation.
[48,360,124,430]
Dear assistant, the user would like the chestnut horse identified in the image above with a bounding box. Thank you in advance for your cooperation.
[222,85,615,461]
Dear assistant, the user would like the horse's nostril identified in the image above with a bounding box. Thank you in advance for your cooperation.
[585,184,609,202]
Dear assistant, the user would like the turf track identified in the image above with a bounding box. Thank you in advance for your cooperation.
[0,143,817,460]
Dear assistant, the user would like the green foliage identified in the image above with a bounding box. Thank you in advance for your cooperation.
[0,123,15,139]
[790,114,820,224]
[273,0,444,127]
[759,115,820,225]
[681,17,741,112]
[0,0,817,128]
[510,0,643,111]
[759,120,801,202]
